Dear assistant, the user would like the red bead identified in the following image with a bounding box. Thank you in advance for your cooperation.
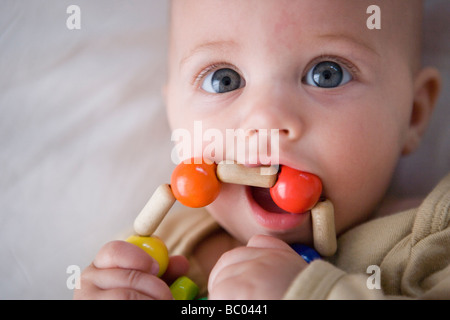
[270,166,322,214]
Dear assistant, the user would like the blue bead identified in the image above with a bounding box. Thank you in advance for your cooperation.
[290,244,321,264]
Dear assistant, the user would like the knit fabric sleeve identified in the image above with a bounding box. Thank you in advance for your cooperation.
[284,173,450,300]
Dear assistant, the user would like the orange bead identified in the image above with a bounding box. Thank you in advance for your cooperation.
[170,158,221,208]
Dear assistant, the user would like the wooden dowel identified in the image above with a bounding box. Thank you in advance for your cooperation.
[134,184,176,236]
[216,160,278,188]
[311,199,337,257]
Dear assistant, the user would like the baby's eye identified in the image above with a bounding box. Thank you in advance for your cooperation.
[304,61,352,88]
[201,68,244,94]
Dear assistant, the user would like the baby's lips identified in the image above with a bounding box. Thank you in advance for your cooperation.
[269,165,323,214]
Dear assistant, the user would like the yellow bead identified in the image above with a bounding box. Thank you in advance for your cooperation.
[170,276,199,300]
[126,235,169,277]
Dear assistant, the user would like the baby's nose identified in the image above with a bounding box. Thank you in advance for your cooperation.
[239,85,303,141]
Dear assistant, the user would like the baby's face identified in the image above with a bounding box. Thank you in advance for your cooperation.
[166,0,421,244]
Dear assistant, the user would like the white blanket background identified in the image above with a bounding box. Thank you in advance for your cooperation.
[0,0,448,299]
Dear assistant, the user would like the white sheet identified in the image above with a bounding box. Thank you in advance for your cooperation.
[0,0,448,299]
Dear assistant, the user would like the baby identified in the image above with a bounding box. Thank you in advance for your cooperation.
[75,0,449,299]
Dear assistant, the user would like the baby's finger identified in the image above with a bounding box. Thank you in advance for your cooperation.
[161,255,190,284]
[247,234,293,251]
[74,281,153,300]
[208,246,254,293]
[95,288,158,300]
[81,265,173,300]
[93,240,159,275]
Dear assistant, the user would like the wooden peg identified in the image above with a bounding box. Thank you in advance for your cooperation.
[216,160,278,188]
[134,184,176,236]
[311,199,337,257]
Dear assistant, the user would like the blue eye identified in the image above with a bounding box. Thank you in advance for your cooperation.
[201,68,244,93]
[304,61,352,88]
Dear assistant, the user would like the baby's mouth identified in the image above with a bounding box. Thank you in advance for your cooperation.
[246,164,324,215]
[250,186,293,214]
[230,162,336,256]
[250,186,326,214]
[217,160,325,215]
[245,184,312,232]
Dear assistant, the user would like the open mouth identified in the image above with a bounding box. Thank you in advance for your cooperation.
[250,186,293,214]
[244,164,325,231]
[218,160,336,255]
[245,186,311,231]
[250,164,324,213]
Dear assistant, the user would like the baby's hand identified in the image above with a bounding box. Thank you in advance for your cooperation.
[73,240,189,300]
[208,235,308,300]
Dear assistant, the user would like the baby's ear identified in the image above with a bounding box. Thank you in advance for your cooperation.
[402,67,442,155]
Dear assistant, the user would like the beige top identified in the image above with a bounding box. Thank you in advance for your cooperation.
[156,173,450,299]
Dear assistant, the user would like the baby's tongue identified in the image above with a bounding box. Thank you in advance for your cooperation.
[250,187,291,214]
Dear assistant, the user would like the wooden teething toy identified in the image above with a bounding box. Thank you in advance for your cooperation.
[129,157,337,300]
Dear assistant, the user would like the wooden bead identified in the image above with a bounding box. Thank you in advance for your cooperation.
[216,160,278,188]
[311,199,337,257]
[134,184,176,236]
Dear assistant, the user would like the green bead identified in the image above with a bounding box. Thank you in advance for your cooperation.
[170,276,199,300]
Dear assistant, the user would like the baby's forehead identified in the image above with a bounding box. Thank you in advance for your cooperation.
[169,0,422,71]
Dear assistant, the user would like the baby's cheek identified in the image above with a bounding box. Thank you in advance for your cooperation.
[207,185,247,236]
[319,121,400,233]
